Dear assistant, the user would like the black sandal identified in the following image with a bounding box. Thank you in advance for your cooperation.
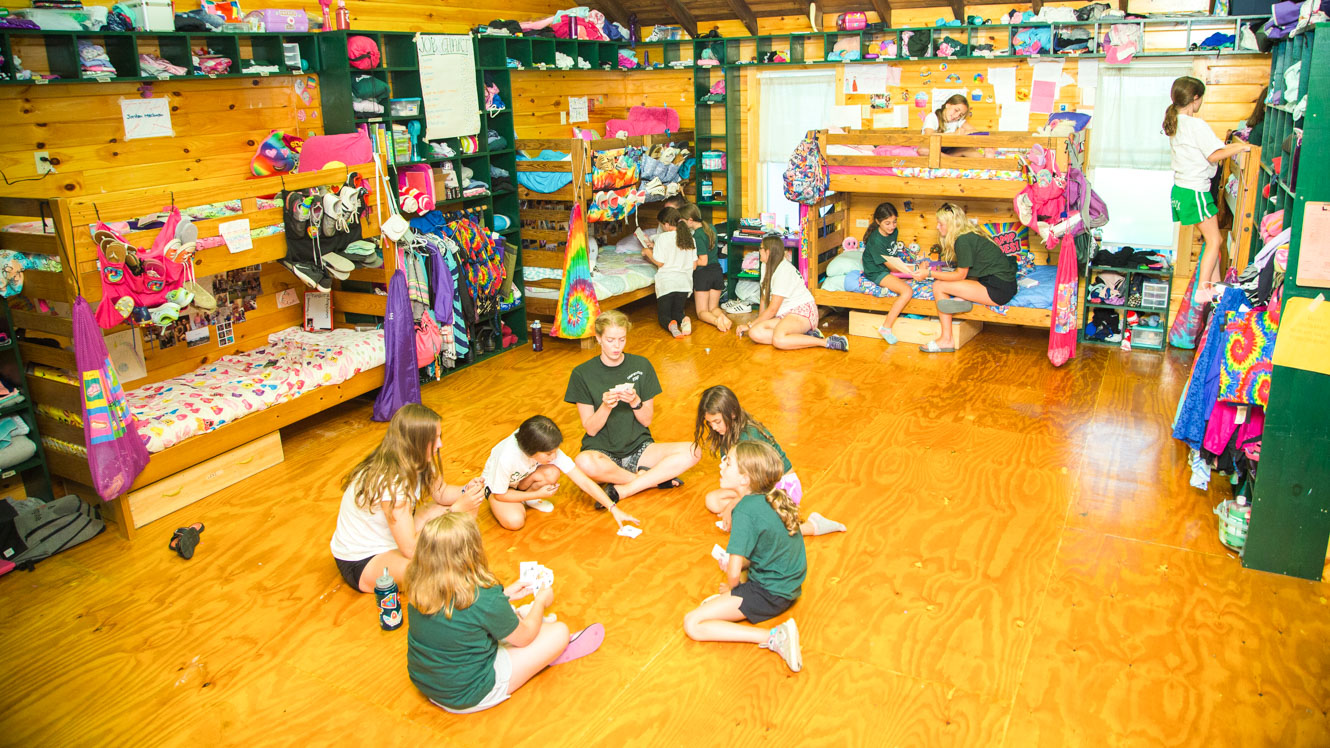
[657,478,684,490]
[168,522,205,559]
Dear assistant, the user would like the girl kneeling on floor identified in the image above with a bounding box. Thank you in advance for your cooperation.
[736,235,848,352]
[683,440,806,672]
[406,513,603,713]
[678,202,732,332]
[329,403,485,593]
[695,385,845,537]
[641,206,697,338]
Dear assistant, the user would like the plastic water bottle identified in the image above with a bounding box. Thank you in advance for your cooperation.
[374,567,402,630]
[531,321,543,352]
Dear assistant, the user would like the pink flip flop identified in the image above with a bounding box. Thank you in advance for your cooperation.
[550,623,604,666]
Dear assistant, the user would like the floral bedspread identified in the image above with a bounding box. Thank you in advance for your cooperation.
[128,327,384,453]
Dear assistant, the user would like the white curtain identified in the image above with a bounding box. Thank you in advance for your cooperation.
[1089,60,1193,170]
[757,71,835,226]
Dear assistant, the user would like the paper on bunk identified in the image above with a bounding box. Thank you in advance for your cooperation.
[989,66,1018,105]
[998,101,1031,131]
[830,105,863,129]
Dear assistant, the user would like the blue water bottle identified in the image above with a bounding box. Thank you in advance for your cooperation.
[374,567,402,631]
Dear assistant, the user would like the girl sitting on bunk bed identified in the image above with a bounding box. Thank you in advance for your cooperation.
[922,94,985,159]
[916,203,1018,354]
[329,404,486,593]
[679,202,733,333]
[641,206,697,338]
[858,202,916,345]
[695,385,846,537]
[736,235,849,352]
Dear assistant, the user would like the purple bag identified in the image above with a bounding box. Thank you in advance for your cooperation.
[373,270,422,422]
[73,297,150,500]
[428,246,454,328]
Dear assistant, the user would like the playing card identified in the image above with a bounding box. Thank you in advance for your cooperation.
[617,525,642,538]
[710,543,729,563]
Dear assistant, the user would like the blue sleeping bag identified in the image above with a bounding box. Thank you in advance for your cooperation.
[516,150,574,193]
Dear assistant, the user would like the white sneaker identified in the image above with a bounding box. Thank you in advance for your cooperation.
[763,619,802,672]
[721,299,751,314]
[523,498,554,513]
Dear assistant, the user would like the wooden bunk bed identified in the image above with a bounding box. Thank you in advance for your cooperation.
[1217,144,1262,272]
[802,129,1080,334]
[2,165,391,539]
[514,131,694,335]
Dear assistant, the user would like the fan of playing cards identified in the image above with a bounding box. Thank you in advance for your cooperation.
[519,561,554,593]
[611,383,635,396]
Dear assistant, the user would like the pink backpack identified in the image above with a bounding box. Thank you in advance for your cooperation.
[837,12,867,30]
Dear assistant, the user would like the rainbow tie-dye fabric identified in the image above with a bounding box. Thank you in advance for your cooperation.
[552,204,601,339]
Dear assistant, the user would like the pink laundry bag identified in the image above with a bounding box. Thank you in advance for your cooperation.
[74,297,150,500]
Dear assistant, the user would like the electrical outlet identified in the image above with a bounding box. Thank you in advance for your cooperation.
[34,151,55,175]
[855,219,870,228]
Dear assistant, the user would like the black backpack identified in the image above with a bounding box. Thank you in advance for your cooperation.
[0,495,104,572]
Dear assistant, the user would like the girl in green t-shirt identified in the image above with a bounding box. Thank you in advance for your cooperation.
[405,513,603,713]
[858,202,916,344]
[693,385,846,537]
[682,441,806,672]
[679,203,733,332]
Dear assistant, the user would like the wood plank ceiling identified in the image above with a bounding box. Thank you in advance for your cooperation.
[595,0,1022,35]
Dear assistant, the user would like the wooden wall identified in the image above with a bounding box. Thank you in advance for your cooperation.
[3,0,568,34]
[509,69,695,139]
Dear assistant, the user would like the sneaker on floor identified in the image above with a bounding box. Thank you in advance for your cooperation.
[826,334,849,352]
[523,498,554,513]
[680,317,692,335]
[721,299,751,314]
[803,328,825,339]
[763,619,802,672]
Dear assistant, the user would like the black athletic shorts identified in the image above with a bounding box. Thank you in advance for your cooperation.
[977,274,1018,306]
[732,580,795,624]
[334,555,374,590]
[693,264,726,292]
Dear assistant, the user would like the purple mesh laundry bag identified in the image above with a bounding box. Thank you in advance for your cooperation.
[373,270,422,421]
[73,297,149,500]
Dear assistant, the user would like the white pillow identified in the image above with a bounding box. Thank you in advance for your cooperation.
[820,273,849,292]
[613,227,659,254]
[588,236,599,273]
[826,249,865,276]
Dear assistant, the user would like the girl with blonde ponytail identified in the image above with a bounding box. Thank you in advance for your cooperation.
[1163,76,1252,301]
[682,440,807,673]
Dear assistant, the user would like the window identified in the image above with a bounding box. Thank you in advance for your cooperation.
[757,71,835,230]
[1088,60,1193,250]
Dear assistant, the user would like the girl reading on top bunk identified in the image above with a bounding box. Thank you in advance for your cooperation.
[857,202,915,345]
[736,236,849,352]
[641,206,697,338]
[679,202,733,333]
[329,404,485,593]
[695,385,846,537]
[922,94,984,158]
[916,203,1018,354]
[1162,76,1252,304]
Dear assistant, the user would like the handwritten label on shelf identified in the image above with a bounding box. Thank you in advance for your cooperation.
[156,73,171,80]
[34,78,49,85]
[1297,202,1330,288]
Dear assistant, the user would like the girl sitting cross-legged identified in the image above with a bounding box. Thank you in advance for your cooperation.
[736,235,849,352]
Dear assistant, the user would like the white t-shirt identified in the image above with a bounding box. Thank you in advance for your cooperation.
[481,430,576,494]
[760,260,815,316]
[329,478,418,561]
[1170,113,1225,192]
[650,230,696,296]
[922,111,964,134]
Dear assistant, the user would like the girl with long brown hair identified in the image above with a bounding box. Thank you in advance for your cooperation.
[329,403,485,593]
[682,441,807,672]
[693,385,845,537]
[735,235,848,352]
[641,205,697,337]
[678,202,732,332]
[405,513,602,713]
[1163,76,1251,301]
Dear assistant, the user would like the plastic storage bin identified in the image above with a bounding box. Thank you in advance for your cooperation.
[1132,326,1164,348]
[701,150,726,171]
[1141,279,1169,309]
[127,0,175,31]
[389,98,422,117]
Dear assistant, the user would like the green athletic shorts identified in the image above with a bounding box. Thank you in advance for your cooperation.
[1171,185,1217,225]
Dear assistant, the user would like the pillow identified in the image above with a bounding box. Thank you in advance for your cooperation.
[827,144,876,156]
[614,227,658,254]
[821,273,849,292]
[873,145,920,157]
[981,222,1034,279]
[826,249,865,276]
[588,236,599,273]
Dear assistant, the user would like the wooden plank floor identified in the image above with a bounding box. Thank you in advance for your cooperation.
[3,304,1329,746]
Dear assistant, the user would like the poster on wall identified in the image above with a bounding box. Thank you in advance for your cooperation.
[416,34,481,141]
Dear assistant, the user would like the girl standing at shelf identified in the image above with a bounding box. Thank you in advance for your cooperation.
[679,203,732,333]
[1162,76,1252,302]
[736,236,849,352]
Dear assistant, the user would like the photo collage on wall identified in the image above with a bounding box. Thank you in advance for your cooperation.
[142,265,262,350]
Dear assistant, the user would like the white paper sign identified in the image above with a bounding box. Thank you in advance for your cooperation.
[989,66,1018,105]
[569,96,588,123]
[999,101,1032,132]
[830,105,863,129]
[276,288,299,308]
[843,64,892,94]
[219,219,253,253]
[416,34,481,141]
[120,97,174,140]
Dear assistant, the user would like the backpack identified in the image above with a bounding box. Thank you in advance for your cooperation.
[837,12,867,30]
[0,495,105,571]
[782,132,829,206]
